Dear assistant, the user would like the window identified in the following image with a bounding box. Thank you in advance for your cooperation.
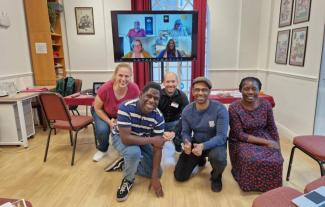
[151,0,194,97]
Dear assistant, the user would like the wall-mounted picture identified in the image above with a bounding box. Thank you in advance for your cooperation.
[289,27,308,66]
[293,0,312,24]
[279,0,294,27]
[275,29,291,64]
[75,7,95,35]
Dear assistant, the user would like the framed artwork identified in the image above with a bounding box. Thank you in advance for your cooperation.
[75,7,95,35]
[279,0,294,27]
[275,30,291,64]
[293,0,312,24]
[289,27,308,66]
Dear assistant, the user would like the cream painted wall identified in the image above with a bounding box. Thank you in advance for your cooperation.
[0,0,33,87]
[208,0,325,137]
[63,0,130,85]
[237,0,261,69]
[207,0,240,70]
[265,0,325,136]
[1,0,324,136]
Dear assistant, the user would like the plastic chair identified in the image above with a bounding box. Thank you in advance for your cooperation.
[286,135,325,181]
[69,79,82,115]
[39,92,96,166]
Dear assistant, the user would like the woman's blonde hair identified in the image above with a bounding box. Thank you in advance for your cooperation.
[111,63,133,81]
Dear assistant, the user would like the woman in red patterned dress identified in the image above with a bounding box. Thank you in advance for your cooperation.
[228,77,283,192]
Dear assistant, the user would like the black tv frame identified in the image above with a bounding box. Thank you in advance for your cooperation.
[111,10,198,63]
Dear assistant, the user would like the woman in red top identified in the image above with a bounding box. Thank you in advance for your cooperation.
[92,63,140,162]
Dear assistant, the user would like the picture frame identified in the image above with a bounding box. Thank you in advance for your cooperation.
[275,29,291,64]
[289,27,308,66]
[75,7,95,35]
[293,0,312,24]
[279,0,294,27]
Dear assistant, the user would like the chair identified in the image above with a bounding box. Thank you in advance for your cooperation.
[286,135,325,181]
[252,187,302,207]
[69,78,82,115]
[39,92,96,165]
[32,97,47,131]
[252,176,325,207]
[0,198,33,207]
[304,176,325,193]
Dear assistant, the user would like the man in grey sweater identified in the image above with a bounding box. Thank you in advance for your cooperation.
[174,77,229,192]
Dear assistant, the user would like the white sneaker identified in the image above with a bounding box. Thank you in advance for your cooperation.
[92,150,108,162]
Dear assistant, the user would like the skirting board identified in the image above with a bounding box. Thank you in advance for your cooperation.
[276,121,297,141]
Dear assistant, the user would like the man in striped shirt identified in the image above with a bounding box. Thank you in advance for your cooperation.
[107,82,174,202]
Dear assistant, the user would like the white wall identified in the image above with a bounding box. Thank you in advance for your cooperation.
[0,0,33,88]
[265,0,325,137]
[207,0,240,70]
[208,0,325,137]
[63,0,131,88]
[1,0,324,137]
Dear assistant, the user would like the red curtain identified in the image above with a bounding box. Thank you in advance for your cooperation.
[191,0,207,79]
[131,0,151,90]
[190,0,207,100]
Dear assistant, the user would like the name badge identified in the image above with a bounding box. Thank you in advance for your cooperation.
[209,121,215,127]
[171,102,179,108]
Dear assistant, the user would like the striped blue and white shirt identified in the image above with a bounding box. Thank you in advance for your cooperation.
[115,99,165,137]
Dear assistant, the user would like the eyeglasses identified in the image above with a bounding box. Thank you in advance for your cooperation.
[193,88,210,93]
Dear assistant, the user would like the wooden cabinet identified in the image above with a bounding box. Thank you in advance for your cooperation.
[24,0,66,86]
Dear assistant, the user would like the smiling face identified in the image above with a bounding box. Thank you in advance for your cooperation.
[167,40,175,50]
[133,40,142,53]
[240,80,260,104]
[192,82,210,104]
[114,66,132,89]
[139,88,160,114]
[163,72,178,96]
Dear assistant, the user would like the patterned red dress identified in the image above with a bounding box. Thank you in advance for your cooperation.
[228,99,283,192]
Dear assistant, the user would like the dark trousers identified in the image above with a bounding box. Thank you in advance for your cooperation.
[174,144,227,182]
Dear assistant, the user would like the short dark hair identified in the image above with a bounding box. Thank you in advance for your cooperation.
[239,77,262,91]
[142,81,161,93]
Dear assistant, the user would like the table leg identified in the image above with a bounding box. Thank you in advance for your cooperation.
[17,100,28,148]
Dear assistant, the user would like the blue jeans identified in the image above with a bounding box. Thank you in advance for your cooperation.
[165,119,182,147]
[91,107,111,152]
[112,133,162,181]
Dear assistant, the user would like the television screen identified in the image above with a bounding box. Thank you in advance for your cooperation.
[111,11,198,62]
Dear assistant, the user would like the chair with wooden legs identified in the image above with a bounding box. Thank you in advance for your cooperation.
[39,92,96,165]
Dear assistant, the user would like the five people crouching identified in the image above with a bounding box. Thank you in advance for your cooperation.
[91,67,283,201]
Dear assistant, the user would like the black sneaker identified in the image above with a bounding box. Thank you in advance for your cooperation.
[198,157,206,167]
[104,157,124,172]
[211,174,222,192]
[116,178,133,202]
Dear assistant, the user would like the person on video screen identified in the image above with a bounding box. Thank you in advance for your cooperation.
[168,19,188,37]
[123,39,152,58]
[127,21,146,37]
[157,39,182,59]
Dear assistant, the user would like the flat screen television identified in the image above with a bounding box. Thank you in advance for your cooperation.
[111,11,198,62]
